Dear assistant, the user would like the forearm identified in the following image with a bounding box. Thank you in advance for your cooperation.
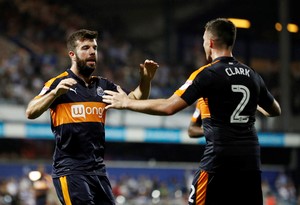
[128,59,158,100]
[188,125,204,138]
[256,106,270,117]
[125,94,187,116]
[125,98,172,115]
[104,89,187,115]
[257,100,281,117]
[26,90,57,119]
[129,78,151,100]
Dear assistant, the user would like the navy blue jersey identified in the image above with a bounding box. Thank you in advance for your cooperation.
[175,57,274,172]
[35,69,119,177]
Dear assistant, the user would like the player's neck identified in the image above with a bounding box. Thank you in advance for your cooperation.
[70,66,91,86]
[211,49,233,60]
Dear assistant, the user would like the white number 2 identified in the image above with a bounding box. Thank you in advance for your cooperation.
[188,185,195,203]
[230,85,250,123]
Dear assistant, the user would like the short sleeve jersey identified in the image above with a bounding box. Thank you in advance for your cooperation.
[35,69,118,177]
[175,57,274,172]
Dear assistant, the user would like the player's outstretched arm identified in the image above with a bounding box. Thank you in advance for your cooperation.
[128,59,159,100]
[103,86,188,116]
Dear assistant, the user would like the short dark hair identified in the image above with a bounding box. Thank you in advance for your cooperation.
[67,29,98,51]
[205,18,236,48]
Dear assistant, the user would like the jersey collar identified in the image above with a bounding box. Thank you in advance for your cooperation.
[213,56,236,63]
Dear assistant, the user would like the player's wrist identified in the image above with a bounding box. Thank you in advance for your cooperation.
[50,89,60,98]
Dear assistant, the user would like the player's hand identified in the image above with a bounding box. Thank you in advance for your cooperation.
[139,59,159,81]
[53,78,77,97]
[103,86,129,109]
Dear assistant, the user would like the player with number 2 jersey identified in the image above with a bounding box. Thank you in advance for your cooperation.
[103,18,281,205]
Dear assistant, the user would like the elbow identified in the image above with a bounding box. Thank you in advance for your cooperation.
[277,106,282,116]
[163,107,177,116]
[25,101,36,119]
[271,104,282,117]
[187,127,204,138]
[26,108,37,120]
[263,100,281,117]
[26,111,34,120]
[187,129,194,138]
[269,110,281,117]
[274,110,281,117]
[273,100,281,116]
[161,102,182,116]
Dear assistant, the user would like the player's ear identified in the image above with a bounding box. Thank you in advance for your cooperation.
[209,39,214,48]
[69,51,76,60]
[69,51,75,57]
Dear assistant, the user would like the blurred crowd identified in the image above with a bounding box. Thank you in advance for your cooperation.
[0,0,189,106]
[0,166,299,205]
[1,0,299,115]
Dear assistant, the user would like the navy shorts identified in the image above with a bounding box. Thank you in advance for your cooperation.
[188,169,263,205]
[53,175,115,205]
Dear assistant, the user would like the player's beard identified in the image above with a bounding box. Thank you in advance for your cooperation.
[76,56,96,77]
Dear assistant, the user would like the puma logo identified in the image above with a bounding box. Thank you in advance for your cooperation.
[69,88,77,94]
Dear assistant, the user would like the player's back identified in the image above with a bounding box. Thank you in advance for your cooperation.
[205,57,260,128]
[198,57,265,171]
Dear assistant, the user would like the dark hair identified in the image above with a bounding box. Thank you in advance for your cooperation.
[205,18,236,48]
[67,29,98,51]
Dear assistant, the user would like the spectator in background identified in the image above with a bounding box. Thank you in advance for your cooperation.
[33,165,51,205]
[3,178,18,205]
[19,174,36,205]
[275,172,297,204]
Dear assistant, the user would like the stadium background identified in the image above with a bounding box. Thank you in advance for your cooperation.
[0,0,299,204]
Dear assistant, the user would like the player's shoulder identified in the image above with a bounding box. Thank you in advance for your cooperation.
[190,57,230,76]
[188,63,213,80]
[44,71,69,87]
[197,58,224,73]
[90,76,118,91]
[91,75,107,81]
[91,75,114,84]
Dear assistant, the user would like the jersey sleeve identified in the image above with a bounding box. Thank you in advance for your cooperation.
[35,78,60,99]
[257,74,275,109]
[175,65,212,105]
[34,71,69,99]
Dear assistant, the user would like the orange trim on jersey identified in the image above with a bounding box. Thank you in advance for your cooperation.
[46,71,69,88]
[191,98,211,122]
[191,100,201,123]
[34,71,69,99]
[199,98,210,119]
[175,60,220,97]
[59,176,72,205]
[195,171,208,205]
[50,102,106,127]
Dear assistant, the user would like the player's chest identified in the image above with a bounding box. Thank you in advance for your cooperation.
[66,84,105,102]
